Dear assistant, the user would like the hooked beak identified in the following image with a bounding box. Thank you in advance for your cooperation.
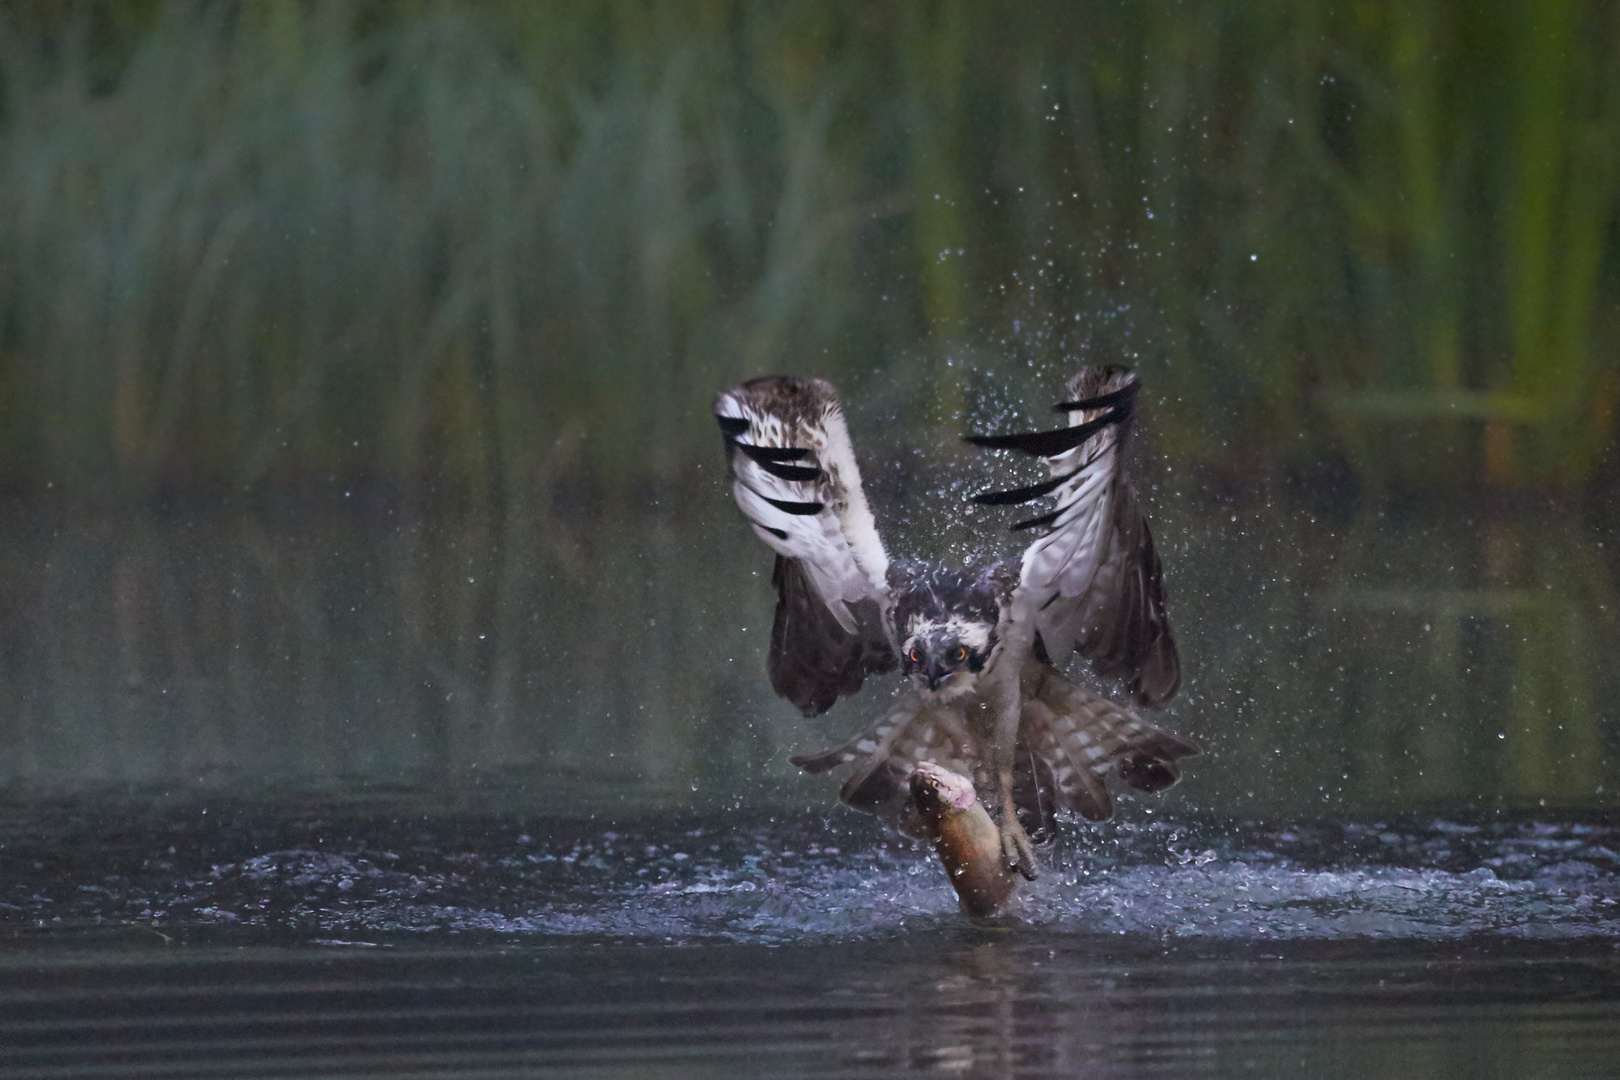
[923,657,949,691]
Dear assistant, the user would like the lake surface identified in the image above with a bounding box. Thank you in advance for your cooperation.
[2,489,1616,818]
[0,497,1616,1076]
[5,937,1617,1079]
[1,801,1617,1078]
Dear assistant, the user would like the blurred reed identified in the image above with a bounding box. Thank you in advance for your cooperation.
[0,0,859,503]
[0,0,1615,502]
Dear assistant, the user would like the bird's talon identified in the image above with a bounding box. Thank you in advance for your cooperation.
[1000,820,1040,880]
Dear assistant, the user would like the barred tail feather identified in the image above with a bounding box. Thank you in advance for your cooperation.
[788,697,921,776]
[841,703,974,813]
[1021,698,1115,821]
[1022,666,1197,824]
[789,696,975,819]
[789,669,1195,834]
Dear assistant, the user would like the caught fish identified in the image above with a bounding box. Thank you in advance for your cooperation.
[907,761,1021,917]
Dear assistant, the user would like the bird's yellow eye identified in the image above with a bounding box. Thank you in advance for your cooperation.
[952,646,967,663]
[908,647,921,663]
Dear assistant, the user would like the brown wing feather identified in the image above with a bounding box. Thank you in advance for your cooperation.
[1012,735,1060,843]
[769,556,896,717]
[1059,489,1180,705]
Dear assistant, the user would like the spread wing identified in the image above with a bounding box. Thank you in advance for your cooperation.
[966,367,1180,707]
[715,375,897,716]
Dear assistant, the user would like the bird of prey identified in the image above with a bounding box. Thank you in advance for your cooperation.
[714,367,1195,879]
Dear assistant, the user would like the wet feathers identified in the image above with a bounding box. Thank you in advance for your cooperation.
[715,367,1196,836]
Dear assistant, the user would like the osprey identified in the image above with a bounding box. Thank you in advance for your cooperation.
[714,367,1195,879]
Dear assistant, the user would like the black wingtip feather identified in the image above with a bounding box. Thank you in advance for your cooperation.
[964,409,1124,459]
[1011,508,1063,532]
[733,442,811,464]
[968,468,1078,506]
[757,461,822,482]
[763,496,825,516]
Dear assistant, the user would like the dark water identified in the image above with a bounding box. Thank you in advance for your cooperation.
[1,497,1617,1076]
[2,800,1618,1078]
[4,937,1617,1079]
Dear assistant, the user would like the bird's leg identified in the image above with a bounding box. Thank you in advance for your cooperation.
[989,663,1038,880]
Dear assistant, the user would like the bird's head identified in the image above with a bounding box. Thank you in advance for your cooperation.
[900,618,994,700]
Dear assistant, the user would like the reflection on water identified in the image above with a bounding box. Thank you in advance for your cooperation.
[2,936,1613,1080]
[1165,502,1620,818]
[2,938,1617,1080]
[0,496,786,811]
[0,496,1613,820]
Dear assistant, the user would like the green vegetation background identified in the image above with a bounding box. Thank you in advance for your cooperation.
[3,0,1619,502]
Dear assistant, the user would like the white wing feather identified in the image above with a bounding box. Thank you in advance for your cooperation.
[715,378,889,633]
[968,368,1179,706]
[967,372,1132,605]
[1019,435,1116,600]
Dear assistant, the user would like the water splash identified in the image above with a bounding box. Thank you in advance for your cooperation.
[4,805,1615,946]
